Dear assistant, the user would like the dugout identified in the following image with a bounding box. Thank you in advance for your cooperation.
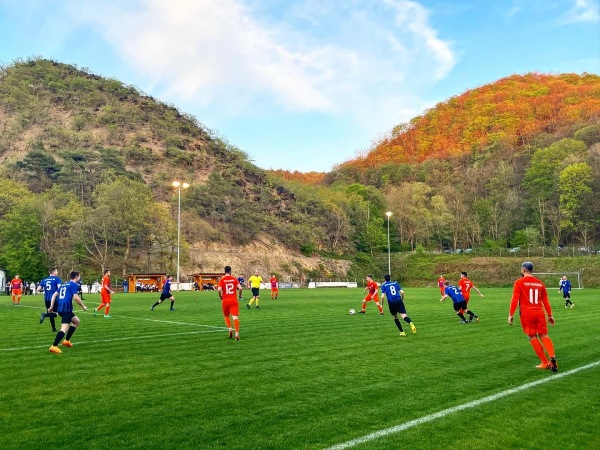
[191,273,223,291]
[126,273,167,293]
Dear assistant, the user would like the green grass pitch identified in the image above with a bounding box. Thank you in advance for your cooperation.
[1,287,599,449]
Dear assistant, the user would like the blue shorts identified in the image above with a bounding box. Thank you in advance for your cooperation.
[387,300,407,316]
[58,312,75,324]
[453,301,467,312]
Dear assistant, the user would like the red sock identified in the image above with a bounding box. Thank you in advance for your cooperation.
[233,318,239,333]
[97,303,105,312]
[530,338,548,364]
[361,302,366,312]
[224,316,231,328]
[541,336,555,358]
[104,305,110,315]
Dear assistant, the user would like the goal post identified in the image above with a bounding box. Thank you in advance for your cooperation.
[533,271,583,289]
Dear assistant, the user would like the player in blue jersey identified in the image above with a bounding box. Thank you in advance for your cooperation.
[237,274,245,301]
[558,276,574,308]
[151,275,175,311]
[48,271,88,354]
[380,274,417,337]
[440,281,479,324]
[38,267,62,332]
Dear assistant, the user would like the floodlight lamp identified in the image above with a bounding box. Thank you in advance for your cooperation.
[182,182,190,189]
[386,211,392,217]
[172,181,181,188]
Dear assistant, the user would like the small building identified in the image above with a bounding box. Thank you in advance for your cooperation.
[191,273,223,291]
[126,273,167,293]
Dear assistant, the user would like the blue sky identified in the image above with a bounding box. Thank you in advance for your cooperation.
[1,0,598,172]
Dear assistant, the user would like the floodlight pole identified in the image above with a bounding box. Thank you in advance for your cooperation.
[386,211,392,276]
[173,181,189,289]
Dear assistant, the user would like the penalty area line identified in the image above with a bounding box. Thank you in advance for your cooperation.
[325,359,600,450]
[0,329,224,352]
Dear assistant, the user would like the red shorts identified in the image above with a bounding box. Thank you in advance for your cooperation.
[271,287,279,293]
[12,289,22,296]
[364,293,378,302]
[519,311,548,336]
[222,299,239,317]
[101,291,112,304]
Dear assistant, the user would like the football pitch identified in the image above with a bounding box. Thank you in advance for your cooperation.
[1,287,599,449]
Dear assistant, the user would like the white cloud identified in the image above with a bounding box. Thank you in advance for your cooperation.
[561,0,600,23]
[66,0,455,135]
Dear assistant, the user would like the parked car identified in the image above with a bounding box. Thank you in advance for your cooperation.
[509,247,520,253]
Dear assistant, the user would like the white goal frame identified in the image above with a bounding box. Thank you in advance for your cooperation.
[533,271,583,289]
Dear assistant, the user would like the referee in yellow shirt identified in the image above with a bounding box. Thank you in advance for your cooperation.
[247,270,263,309]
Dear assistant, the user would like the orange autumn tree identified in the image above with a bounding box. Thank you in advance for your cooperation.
[268,170,326,185]
[340,73,600,171]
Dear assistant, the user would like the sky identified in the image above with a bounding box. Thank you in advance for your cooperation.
[0,1,599,172]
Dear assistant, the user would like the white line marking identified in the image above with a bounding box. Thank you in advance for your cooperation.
[0,329,225,352]
[114,315,226,329]
[325,359,600,450]
[2,302,226,329]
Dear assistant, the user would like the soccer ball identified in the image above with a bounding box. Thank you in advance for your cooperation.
[349,308,356,315]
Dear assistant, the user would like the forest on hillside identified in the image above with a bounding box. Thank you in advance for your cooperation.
[1,59,600,283]
[324,73,600,254]
[0,59,385,281]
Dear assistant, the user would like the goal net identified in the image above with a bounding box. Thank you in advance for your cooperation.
[533,272,583,289]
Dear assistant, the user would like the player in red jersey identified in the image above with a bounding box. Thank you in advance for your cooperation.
[218,266,242,341]
[11,275,23,305]
[508,262,557,372]
[437,275,446,296]
[94,269,115,318]
[360,275,383,315]
[458,272,484,305]
[270,274,279,299]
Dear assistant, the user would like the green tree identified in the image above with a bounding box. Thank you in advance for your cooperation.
[94,177,153,274]
[523,138,587,201]
[559,162,593,241]
[0,199,47,280]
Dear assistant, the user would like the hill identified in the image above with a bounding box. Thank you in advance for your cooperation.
[0,58,357,281]
[338,73,600,170]
[2,59,600,285]
[324,74,600,260]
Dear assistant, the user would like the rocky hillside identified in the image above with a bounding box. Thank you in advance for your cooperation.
[0,58,357,281]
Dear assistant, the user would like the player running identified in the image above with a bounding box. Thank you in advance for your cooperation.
[380,274,416,337]
[440,281,479,324]
[38,267,62,332]
[458,272,484,304]
[48,271,88,354]
[558,276,574,308]
[509,262,557,372]
[151,275,175,311]
[218,265,242,341]
[360,275,383,315]
[94,269,115,318]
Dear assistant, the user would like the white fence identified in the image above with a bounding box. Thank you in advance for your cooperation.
[308,281,358,289]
